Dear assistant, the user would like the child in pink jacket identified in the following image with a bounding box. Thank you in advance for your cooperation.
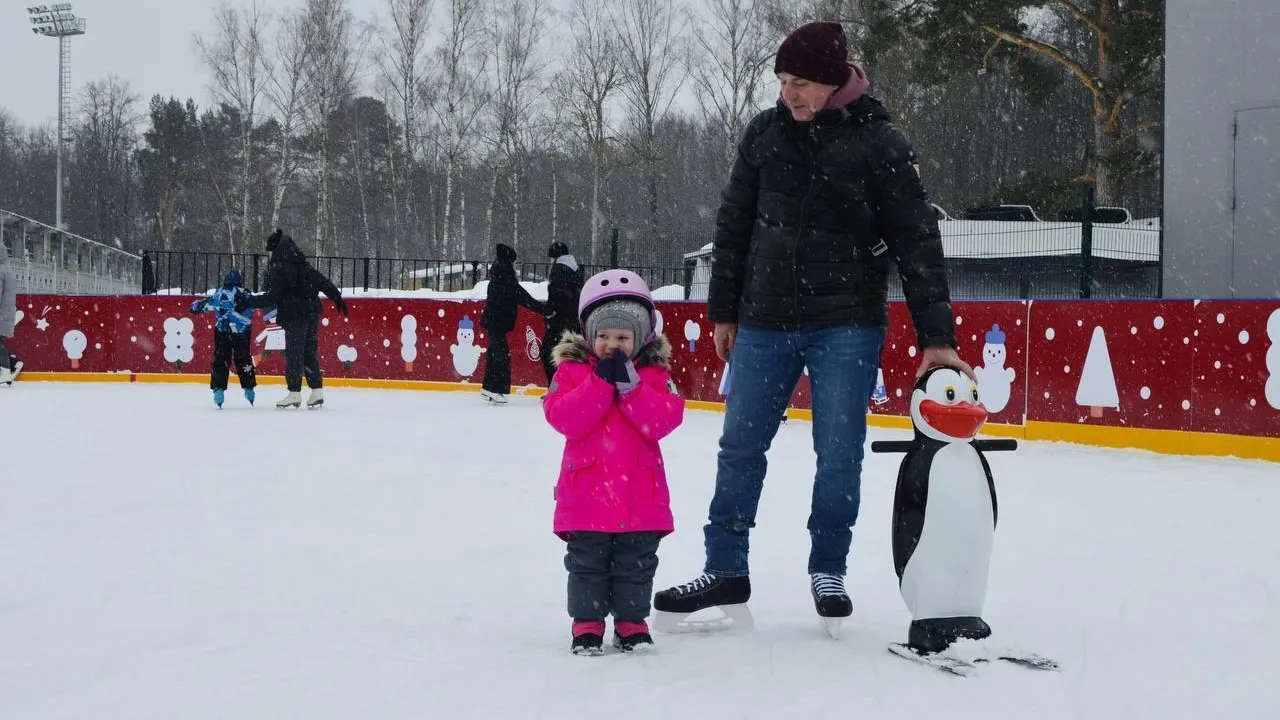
[543,269,685,656]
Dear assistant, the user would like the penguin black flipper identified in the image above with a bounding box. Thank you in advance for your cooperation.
[973,446,998,528]
[891,442,943,583]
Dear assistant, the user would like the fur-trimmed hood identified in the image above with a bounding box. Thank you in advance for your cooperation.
[551,332,672,370]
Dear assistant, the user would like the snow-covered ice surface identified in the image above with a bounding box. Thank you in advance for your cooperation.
[3,383,1278,719]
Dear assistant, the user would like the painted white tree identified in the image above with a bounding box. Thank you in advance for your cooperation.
[1076,326,1119,418]
[1266,308,1280,410]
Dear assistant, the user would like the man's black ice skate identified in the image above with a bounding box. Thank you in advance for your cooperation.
[570,620,605,656]
[811,573,853,639]
[651,573,753,633]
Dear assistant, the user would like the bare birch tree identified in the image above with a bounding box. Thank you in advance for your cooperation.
[687,0,775,160]
[428,0,491,258]
[372,0,435,257]
[486,0,550,252]
[611,0,687,239]
[557,0,622,262]
[262,8,316,230]
[71,77,141,244]
[301,0,365,256]
[195,0,269,253]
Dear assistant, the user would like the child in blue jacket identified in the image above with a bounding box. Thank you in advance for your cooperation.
[190,268,258,407]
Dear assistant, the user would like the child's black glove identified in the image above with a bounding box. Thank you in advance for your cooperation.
[334,298,349,317]
[594,354,618,384]
[235,294,252,313]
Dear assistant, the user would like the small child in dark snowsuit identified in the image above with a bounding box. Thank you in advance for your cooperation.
[190,268,258,407]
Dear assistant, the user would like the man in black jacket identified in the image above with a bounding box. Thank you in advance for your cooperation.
[243,229,348,409]
[540,241,584,383]
[654,21,975,633]
[479,243,546,404]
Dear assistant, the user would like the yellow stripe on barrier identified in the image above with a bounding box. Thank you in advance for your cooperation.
[13,373,1279,462]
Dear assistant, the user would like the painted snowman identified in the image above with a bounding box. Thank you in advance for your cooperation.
[450,315,486,377]
[973,324,1015,415]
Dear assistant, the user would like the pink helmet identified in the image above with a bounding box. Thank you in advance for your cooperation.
[578,269,657,341]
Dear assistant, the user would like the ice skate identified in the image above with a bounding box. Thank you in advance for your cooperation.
[570,620,605,656]
[613,621,655,654]
[811,573,853,640]
[651,573,754,634]
[479,389,507,405]
[0,366,12,387]
[307,388,324,409]
[213,388,225,408]
[245,388,255,405]
[276,391,302,409]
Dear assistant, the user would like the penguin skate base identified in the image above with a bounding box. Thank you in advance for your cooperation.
[652,604,754,634]
[888,637,1060,677]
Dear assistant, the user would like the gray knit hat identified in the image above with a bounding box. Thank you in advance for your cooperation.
[584,298,652,356]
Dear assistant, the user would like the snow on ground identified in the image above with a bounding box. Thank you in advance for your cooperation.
[2,383,1277,719]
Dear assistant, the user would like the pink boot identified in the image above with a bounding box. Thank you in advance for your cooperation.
[571,620,606,656]
[613,620,655,653]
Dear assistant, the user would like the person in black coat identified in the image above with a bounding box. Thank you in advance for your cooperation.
[479,243,546,403]
[242,228,349,409]
[540,241,584,383]
[654,21,976,624]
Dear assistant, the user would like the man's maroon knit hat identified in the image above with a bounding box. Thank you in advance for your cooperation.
[773,21,853,87]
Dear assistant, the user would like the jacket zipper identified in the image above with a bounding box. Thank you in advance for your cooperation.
[793,123,818,327]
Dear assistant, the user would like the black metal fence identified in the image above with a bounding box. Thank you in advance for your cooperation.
[144,193,1162,300]
[141,250,697,298]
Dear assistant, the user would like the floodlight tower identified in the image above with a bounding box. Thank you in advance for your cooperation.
[28,3,86,231]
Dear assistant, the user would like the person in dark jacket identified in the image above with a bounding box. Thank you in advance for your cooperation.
[242,229,349,409]
[540,241,584,384]
[654,21,976,631]
[479,243,546,404]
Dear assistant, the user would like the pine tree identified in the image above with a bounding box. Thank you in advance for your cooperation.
[899,0,1162,204]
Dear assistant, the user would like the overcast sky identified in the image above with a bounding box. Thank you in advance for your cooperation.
[1,0,725,129]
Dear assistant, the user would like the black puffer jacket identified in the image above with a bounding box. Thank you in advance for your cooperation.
[248,234,343,323]
[545,255,584,335]
[707,95,955,349]
[481,244,546,334]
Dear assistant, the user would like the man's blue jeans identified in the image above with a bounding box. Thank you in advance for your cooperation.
[704,322,885,578]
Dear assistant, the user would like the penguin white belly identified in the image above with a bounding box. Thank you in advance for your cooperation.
[900,443,995,620]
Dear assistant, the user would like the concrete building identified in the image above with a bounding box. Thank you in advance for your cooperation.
[1164,0,1280,299]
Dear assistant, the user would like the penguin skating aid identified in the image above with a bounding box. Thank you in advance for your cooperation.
[872,367,1058,675]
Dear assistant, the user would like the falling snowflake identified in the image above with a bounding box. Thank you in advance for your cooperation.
[1154,316,1165,329]
[1140,387,1151,399]
[1045,328,1056,340]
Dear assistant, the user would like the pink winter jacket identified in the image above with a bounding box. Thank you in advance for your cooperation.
[543,333,685,539]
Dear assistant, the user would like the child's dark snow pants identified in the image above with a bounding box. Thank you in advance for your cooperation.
[564,531,662,622]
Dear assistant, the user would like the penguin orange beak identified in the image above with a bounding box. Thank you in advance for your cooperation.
[920,400,988,439]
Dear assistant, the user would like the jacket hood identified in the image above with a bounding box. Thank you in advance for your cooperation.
[551,332,672,370]
[496,243,517,263]
[271,234,306,265]
[555,254,579,272]
[775,92,891,129]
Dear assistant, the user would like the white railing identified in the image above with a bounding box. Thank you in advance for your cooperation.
[1,209,142,295]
